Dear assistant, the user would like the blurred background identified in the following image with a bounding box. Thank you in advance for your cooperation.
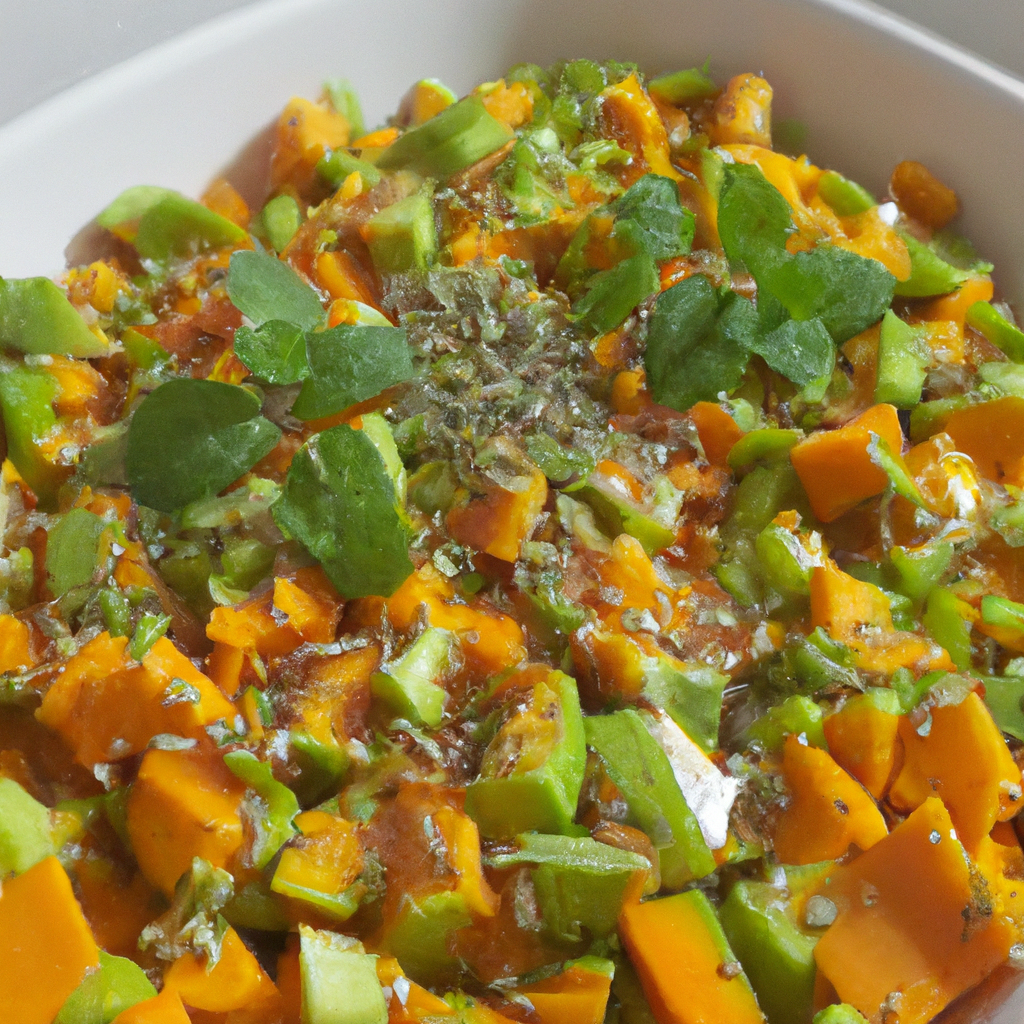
[0,0,1022,127]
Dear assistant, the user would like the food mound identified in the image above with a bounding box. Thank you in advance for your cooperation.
[2,58,1024,1024]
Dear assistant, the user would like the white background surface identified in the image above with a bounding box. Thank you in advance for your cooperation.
[1,0,1022,128]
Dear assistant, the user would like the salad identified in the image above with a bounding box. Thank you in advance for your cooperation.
[0,57,1023,1024]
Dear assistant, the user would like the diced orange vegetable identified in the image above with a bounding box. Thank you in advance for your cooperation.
[74,859,161,959]
[916,275,993,328]
[0,856,100,1024]
[813,798,1017,1024]
[201,178,250,227]
[111,986,192,1024]
[447,460,548,562]
[809,558,953,674]
[271,96,350,188]
[944,396,1024,489]
[273,811,365,909]
[376,956,456,1020]
[314,249,377,307]
[165,926,279,1012]
[823,696,900,800]
[275,937,303,1024]
[480,81,534,130]
[206,640,248,698]
[0,613,33,674]
[517,961,613,1024]
[708,74,773,148]
[773,734,888,864]
[599,74,681,184]
[689,401,744,469]
[888,691,1023,854]
[36,632,236,769]
[610,368,650,414]
[386,566,527,678]
[126,744,247,896]
[790,403,904,522]
[207,590,303,659]
[273,574,341,645]
[889,160,958,230]
[619,890,765,1024]
[433,804,499,918]
[352,126,399,148]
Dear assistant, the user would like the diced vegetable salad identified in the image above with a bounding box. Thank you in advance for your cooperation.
[2,58,1024,1024]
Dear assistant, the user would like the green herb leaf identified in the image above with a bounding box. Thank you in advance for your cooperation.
[273,424,413,598]
[571,253,659,335]
[234,320,309,385]
[130,613,171,661]
[291,324,415,421]
[644,275,753,411]
[227,250,325,331]
[611,173,695,262]
[46,508,106,597]
[126,379,281,512]
[719,163,895,344]
[747,316,834,385]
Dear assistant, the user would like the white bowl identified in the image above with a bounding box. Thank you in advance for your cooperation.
[1,0,1022,1018]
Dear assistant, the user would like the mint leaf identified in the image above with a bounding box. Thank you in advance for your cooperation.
[131,193,247,262]
[770,245,895,343]
[611,173,695,261]
[273,424,413,598]
[719,163,894,344]
[644,275,753,411]
[234,320,309,385]
[227,250,325,331]
[748,316,834,385]
[126,378,281,512]
[46,508,105,597]
[572,253,659,335]
[717,162,792,280]
[291,324,415,421]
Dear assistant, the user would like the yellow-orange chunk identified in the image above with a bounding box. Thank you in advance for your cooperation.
[790,403,904,522]
[111,987,191,1024]
[518,961,613,1024]
[0,613,33,674]
[126,744,246,896]
[944,396,1024,489]
[888,691,1023,854]
[271,96,350,188]
[36,632,236,769]
[813,798,1017,1024]
[0,856,100,1024]
[619,890,765,1024]
[774,734,888,864]
[165,926,280,1013]
[447,460,548,562]
[823,695,900,800]
[889,160,958,230]
[708,73,773,148]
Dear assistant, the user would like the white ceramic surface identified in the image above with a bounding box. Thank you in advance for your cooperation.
[0,0,1023,1017]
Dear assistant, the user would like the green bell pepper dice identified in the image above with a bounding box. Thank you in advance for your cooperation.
[54,950,156,1024]
[223,749,300,869]
[0,776,56,876]
[299,926,388,1024]
[486,832,650,943]
[584,708,716,888]
[719,880,819,1024]
[0,277,109,357]
[370,626,451,728]
[381,889,471,986]
[465,671,586,840]
[375,95,514,180]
